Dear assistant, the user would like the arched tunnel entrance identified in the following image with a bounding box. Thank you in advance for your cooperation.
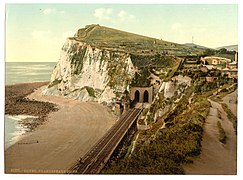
[129,87,153,105]
[143,90,149,103]
[135,90,140,102]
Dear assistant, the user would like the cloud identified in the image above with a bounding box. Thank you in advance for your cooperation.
[94,8,113,21]
[171,23,182,31]
[43,8,65,15]
[117,10,135,21]
[93,8,136,23]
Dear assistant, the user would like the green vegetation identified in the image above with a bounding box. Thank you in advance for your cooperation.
[163,88,193,126]
[70,46,87,75]
[210,95,222,103]
[107,52,133,89]
[217,121,227,144]
[210,83,237,102]
[221,103,237,134]
[217,108,222,119]
[76,24,157,43]
[74,24,206,57]
[130,68,151,87]
[201,48,236,61]
[176,68,236,96]
[129,56,181,87]
[84,86,96,97]
[130,54,177,69]
[138,108,149,125]
[143,91,167,126]
[164,59,181,81]
[215,48,236,61]
[201,48,216,56]
[103,89,211,174]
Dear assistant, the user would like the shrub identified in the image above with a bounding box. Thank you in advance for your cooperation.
[217,121,227,144]
[221,103,237,134]
[217,108,222,119]
[84,86,96,97]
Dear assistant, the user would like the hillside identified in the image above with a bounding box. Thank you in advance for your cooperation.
[72,24,205,57]
[183,43,210,50]
[216,45,238,51]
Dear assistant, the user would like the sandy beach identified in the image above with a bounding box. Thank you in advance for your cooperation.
[5,84,116,174]
[183,90,237,175]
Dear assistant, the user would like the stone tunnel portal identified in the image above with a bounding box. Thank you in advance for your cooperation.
[130,87,153,104]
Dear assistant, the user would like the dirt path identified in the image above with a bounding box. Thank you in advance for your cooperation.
[5,86,116,174]
[183,91,237,175]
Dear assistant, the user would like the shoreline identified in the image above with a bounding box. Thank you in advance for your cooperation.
[5,82,117,173]
[5,115,39,150]
[5,81,59,133]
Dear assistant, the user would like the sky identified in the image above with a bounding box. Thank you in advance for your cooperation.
[5,3,238,62]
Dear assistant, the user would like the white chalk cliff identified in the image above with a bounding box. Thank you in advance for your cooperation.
[159,75,191,98]
[43,38,135,105]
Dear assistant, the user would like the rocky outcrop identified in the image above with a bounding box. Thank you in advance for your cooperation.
[159,75,191,98]
[43,38,135,106]
[137,75,192,127]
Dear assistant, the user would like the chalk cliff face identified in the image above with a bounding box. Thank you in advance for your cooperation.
[43,38,135,105]
[159,75,191,98]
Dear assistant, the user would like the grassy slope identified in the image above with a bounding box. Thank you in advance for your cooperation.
[102,90,211,174]
[215,45,238,51]
[76,24,157,43]
[73,24,205,56]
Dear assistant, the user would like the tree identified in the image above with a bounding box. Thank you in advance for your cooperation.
[202,48,215,56]
[218,48,227,54]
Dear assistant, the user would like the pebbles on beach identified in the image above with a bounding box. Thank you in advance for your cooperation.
[5,82,58,131]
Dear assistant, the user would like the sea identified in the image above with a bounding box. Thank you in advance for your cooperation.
[5,62,56,149]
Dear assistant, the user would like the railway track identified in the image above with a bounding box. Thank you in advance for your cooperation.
[69,107,142,174]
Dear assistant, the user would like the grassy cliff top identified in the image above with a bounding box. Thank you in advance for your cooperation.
[75,24,158,43]
[71,24,205,56]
